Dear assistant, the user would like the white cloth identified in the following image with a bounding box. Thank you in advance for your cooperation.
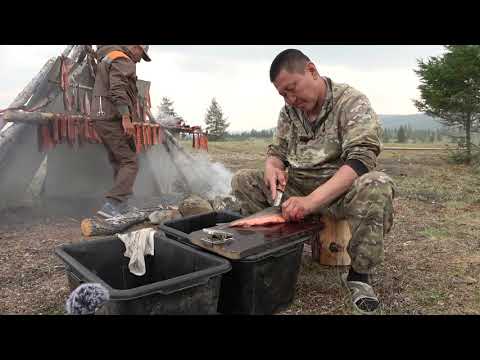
[117,228,156,276]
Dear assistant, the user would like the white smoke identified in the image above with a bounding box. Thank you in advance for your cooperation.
[181,151,233,199]
[156,113,181,127]
[145,142,233,201]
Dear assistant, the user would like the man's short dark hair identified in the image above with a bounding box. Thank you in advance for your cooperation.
[270,49,311,82]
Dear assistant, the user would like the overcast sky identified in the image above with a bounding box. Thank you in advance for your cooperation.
[0,45,445,132]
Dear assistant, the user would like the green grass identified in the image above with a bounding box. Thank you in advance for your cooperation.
[419,227,450,241]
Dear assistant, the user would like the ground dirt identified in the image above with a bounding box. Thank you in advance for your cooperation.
[1,140,479,315]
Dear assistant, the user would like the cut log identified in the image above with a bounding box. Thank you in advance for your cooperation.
[81,215,148,237]
[310,215,352,266]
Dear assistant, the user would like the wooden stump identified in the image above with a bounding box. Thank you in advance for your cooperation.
[310,214,352,266]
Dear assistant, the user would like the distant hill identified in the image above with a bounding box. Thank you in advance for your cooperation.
[379,114,443,130]
[229,113,444,134]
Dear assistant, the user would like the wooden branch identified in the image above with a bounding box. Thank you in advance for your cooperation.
[146,107,195,161]
[69,45,87,63]
[61,45,75,58]
[0,57,57,131]
[0,57,59,168]
[2,110,87,125]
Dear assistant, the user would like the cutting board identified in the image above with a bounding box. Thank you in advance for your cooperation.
[189,219,324,260]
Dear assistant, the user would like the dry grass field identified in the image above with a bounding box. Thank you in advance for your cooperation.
[1,139,479,315]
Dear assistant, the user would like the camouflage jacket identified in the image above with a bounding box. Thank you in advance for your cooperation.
[267,77,383,184]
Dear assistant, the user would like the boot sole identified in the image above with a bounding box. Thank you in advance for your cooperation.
[97,210,119,219]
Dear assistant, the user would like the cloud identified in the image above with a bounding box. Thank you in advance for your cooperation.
[137,54,284,132]
[318,64,423,114]
[0,45,446,131]
[138,51,429,132]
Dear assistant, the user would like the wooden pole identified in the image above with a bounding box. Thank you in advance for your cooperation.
[0,57,58,165]
[0,57,58,132]
[2,110,87,125]
[62,45,75,58]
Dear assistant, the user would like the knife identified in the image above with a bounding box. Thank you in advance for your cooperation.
[273,168,288,208]
[273,188,284,208]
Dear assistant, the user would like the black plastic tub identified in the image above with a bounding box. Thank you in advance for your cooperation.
[55,233,231,315]
[160,212,308,315]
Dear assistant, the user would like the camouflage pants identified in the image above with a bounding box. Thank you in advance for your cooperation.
[231,169,395,274]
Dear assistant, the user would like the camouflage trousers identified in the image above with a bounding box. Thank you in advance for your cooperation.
[231,169,395,274]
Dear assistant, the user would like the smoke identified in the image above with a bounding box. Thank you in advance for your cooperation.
[156,113,181,127]
[176,151,233,199]
[145,142,233,201]
[1,124,233,219]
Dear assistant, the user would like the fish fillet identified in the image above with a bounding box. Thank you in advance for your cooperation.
[229,207,286,227]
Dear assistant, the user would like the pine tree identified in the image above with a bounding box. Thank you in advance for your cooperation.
[436,129,443,142]
[157,97,177,118]
[397,126,407,143]
[204,98,230,140]
[382,128,390,143]
[414,45,480,164]
[406,124,413,140]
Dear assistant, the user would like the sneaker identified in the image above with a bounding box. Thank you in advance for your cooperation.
[97,201,123,218]
[118,202,141,216]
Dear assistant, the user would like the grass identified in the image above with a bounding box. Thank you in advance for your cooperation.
[1,138,480,315]
[201,139,480,315]
[419,227,450,241]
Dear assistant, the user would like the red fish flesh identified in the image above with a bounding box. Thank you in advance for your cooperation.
[229,207,287,227]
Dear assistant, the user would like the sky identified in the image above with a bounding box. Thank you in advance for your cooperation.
[0,45,446,132]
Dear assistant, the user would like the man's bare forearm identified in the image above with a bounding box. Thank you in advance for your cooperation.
[308,165,359,211]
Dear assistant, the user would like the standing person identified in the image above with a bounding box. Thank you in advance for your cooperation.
[231,49,395,314]
[91,45,151,218]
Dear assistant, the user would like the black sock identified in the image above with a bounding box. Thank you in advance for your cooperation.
[347,268,369,284]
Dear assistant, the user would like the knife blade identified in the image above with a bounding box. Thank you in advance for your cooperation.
[273,189,284,208]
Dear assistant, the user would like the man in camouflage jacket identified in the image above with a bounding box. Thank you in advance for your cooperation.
[231,49,395,313]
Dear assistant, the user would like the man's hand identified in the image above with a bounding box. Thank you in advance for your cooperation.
[281,195,316,222]
[122,114,135,137]
[264,157,287,200]
[284,165,359,221]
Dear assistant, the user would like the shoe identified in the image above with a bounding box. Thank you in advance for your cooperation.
[97,201,123,218]
[341,273,380,315]
[118,202,141,216]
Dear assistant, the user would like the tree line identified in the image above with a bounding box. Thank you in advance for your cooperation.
[383,126,448,144]
[156,44,480,166]
[155,96,230,140]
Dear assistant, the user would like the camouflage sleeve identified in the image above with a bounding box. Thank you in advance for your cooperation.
[339,91,383,172]
[109,57,136,116]
[266,107,291,164]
